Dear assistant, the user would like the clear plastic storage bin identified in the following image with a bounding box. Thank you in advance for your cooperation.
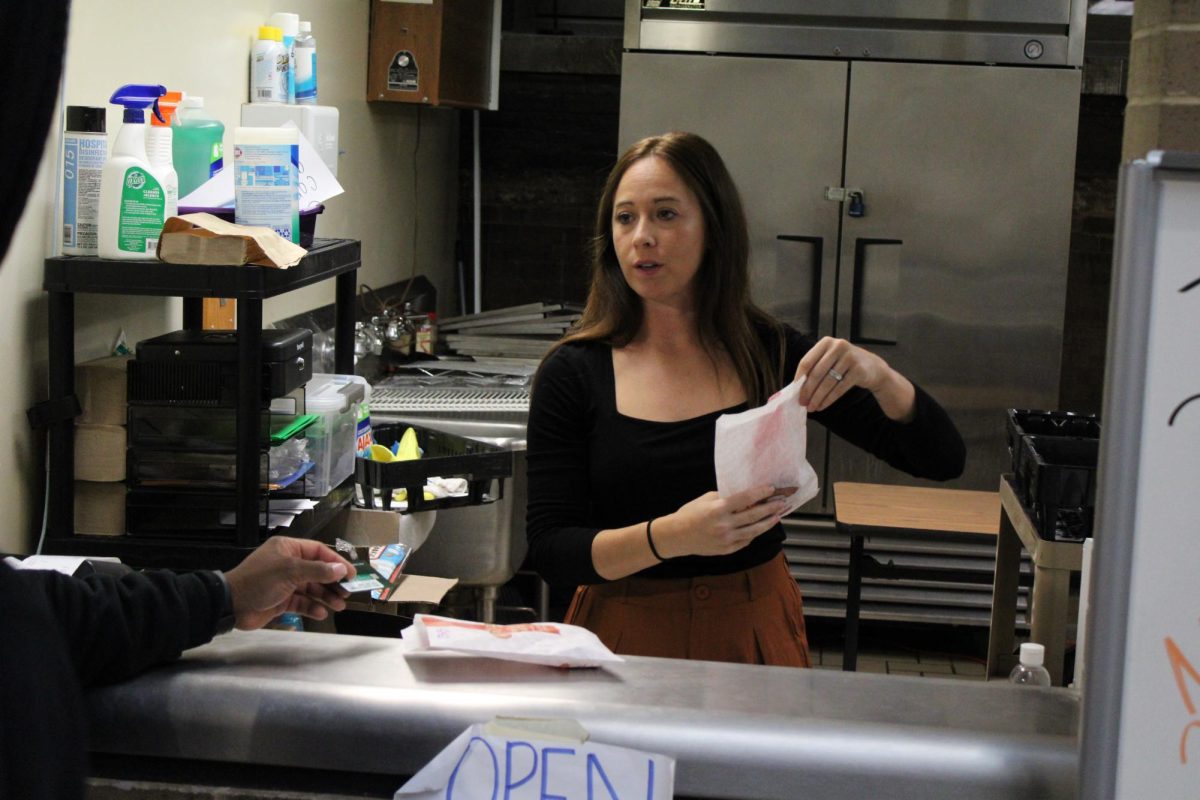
[305,373,370,498]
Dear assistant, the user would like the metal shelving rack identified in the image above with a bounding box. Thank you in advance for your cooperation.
[41,238,361,570]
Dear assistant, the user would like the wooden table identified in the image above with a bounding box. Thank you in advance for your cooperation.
[986,474,1084,686]
[832,481,1001,671]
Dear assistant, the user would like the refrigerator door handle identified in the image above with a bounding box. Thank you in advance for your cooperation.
[776,234,824,337]
[850,237,902,346]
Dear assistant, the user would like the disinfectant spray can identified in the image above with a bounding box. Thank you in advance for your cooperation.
[62,106,107,256]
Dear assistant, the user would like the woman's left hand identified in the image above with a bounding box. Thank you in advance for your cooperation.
[794,336,897,414]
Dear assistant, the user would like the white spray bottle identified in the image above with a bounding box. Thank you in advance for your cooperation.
[146,90,181,224]
[98,84,167,260]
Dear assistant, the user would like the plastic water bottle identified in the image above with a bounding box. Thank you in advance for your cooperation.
[173,97,225,200]
[268,12,300,104]
[1009,642,1052,687]
[295,20,317,104]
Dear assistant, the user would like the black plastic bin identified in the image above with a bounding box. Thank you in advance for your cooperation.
[1017,434,1099,542]
[354,423,512,512]
[1006,409,1100,473]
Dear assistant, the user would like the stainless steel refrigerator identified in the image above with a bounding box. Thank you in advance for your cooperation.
[618,0,1086,623]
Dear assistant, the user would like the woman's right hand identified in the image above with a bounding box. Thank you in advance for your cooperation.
[655,485,792,558]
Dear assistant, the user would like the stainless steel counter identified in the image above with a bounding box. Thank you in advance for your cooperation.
[86,630,1079,799]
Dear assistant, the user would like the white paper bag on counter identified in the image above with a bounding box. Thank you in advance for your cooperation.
[401,614,624,668]
[714,376,819,515]
[394,718,674,800]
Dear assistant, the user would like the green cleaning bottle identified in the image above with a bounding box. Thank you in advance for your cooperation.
[173,96,225,200]
[98,83,166,260]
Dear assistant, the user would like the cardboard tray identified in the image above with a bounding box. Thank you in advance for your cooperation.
[354,423,512,512]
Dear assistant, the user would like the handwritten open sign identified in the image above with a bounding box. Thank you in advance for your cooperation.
[395,719,675,800]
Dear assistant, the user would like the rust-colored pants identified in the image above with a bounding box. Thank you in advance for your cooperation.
[564,553,810,667]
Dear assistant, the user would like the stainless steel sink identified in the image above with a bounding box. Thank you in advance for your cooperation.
[372,415,526,449]
[372,414,527,594]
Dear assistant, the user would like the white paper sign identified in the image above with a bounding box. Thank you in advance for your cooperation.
[179,126,343,212]
[6,555,121,575]
[395,720,675,800]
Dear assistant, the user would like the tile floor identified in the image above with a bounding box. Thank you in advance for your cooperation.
[806,619,989,680]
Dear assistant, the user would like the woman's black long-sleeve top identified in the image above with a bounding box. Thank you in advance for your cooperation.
[525,324,967,588]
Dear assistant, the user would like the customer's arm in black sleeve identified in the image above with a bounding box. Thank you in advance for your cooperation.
[18,567,224,687]
[16,535,357,688]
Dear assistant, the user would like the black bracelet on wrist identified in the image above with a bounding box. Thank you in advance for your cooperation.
[646,517,665,562]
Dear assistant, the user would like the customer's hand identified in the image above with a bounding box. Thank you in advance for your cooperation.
[658,485,791,557]
[225,536,356,630]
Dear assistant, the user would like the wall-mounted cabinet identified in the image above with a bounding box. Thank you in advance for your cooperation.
[367,0,501,110]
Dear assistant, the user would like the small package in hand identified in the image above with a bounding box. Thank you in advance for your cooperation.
[334,538,411,598]
[401,614,624,668]
[714,376,819,515]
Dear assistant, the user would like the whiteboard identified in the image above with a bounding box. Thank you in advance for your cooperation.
[1081,153,1200,799]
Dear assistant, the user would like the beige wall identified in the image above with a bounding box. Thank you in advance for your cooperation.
[0,0,461,554]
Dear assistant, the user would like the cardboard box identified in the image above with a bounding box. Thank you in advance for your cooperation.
[156,214,307,268]
[74,424,126,482]
[74,481,126,536]
[322,507,457,606]
[76,356,130,426]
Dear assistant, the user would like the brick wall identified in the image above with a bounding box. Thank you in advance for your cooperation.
[1123,0,1200,159]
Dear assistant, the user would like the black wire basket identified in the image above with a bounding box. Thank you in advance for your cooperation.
[353,423,512,512]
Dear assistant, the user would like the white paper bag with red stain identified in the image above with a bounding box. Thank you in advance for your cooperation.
[713,376,819,515]
[401,614,625,668]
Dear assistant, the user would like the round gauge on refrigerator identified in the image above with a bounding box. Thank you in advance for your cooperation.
[1024,40,1044,60]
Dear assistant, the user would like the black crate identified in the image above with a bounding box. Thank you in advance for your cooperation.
[1006,409,1100,473]
[1017,434,1099,542]
[354,423,512,512]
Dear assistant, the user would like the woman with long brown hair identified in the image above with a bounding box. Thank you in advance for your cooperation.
[525,131,964,666]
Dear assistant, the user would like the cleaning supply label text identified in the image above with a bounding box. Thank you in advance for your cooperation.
[117,167,165,254]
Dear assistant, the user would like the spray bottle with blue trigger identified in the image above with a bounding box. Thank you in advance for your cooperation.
[98,83,168,260]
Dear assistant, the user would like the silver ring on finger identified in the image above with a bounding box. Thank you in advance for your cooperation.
[828,367,844,382]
